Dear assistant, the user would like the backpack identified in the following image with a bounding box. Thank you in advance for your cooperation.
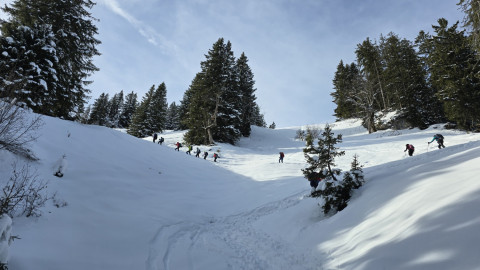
[280,152,284,157]
[436,134,444,140]
[179,143,182,147]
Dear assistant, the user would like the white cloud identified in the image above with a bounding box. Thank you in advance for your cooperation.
[98,0,176,53]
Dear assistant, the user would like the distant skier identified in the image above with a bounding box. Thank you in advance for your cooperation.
[186,145,193,155]
[203,151,208,160]
[213,153,219,162]
[158,137,164,145]
[428,134,445,149]
[279,152,285,163]
[153,133,158,143]
[404,144,415,156]
[175,142,181,151]
[195,147,201,158]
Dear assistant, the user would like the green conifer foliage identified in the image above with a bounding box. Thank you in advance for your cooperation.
[1,0,100,119]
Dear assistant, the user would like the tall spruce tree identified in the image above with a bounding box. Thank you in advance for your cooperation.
[331,61,363,119]
[88,93,109,126]
[118,91,137,129]
[107,91,124,128]
[128,84,168,137]
[146,83,168,133]
[1,0,100,119]
[419,19,480,130]
[183,38,241,145]
[236,52,257,137]
[0,23,58,113]
[458,0,480,55]
[165,101,181,130]
[380,33,442,128]
[251,103,267,128]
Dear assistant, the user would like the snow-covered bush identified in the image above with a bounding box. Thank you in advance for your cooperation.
[322,155,365,214]
[303,124,365,215]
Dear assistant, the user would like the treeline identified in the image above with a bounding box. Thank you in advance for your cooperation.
[331,17,480,132]
[83,38,266,143]
[81,85,181,135]
[0,0,266,145]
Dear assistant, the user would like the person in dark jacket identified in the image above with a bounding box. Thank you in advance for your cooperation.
[153,133,158,143]
[195,147,201,158]
[158,137,164,145]
[279,152,285,163]
[404,144,415,156]
[428,134,445,149]
[203,151,208,160]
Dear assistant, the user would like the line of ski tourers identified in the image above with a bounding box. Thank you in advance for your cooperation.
[404,133,445,156]
[308,134,446,193]
[152,133,220,162]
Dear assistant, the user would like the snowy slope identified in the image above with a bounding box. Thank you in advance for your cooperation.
[1,114,480,270]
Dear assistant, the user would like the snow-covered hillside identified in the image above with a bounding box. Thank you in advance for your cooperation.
[2,114,480,270]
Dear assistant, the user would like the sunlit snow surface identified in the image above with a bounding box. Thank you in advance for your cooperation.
[2,113,480,270]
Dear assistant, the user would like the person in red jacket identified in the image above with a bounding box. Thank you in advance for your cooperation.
[404,144,415,156]
[279,152,285,163]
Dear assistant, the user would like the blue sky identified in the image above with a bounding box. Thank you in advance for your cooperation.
[2,0,466,127]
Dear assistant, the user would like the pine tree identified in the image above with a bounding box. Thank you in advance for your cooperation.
[302,123,345,182]
[1,0,100,119]
[128,86,155,137]
[236,52,257,137]
[79,105,91,124]
[380,32,442,128]
[107,91,124,128]
[128,83,168,137]
[331,61,362,119]
[458,0,480,55]
[356,38,387,111]
[0,23,58,113]
[184,38,241,145]
[146,83,168,133]
[420,19,480,130]
[88,93,109,126]
[250,103,267,127]
[165,102,181,130]
[118,91,137,129]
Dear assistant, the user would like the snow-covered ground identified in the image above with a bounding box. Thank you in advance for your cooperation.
[2,114,480,270]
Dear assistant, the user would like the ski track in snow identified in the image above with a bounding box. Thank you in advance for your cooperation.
[147,191,322,270]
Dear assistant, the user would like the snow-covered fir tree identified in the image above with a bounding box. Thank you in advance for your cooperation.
[236,52,257,137]
[0,24,58,113]
[118,91,138,129]
[183,38,241,145]
[88,93,109,126]
[128,84,168,138]
[165,102,181,130]
[107,91,124,128]
[1,0,100,119]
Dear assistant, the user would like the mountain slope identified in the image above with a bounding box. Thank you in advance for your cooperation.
[2,114,479,269]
